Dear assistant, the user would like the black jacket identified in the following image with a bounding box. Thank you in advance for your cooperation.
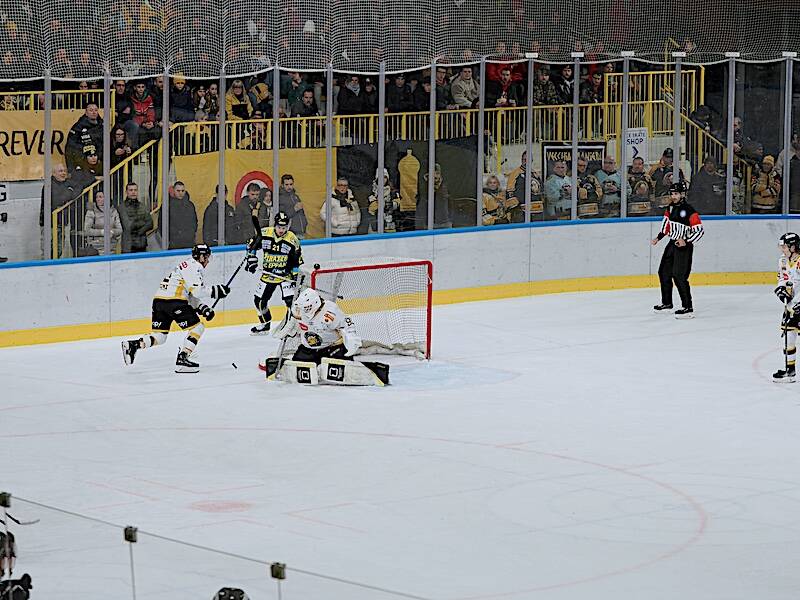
[66,114,104,165]
[203,197,242,246]
[39,177,78,226]
[386,83,414,113]
[337,86,365,115]
[160,191,198,249]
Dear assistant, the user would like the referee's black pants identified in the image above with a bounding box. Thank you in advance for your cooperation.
[658,241,694,309]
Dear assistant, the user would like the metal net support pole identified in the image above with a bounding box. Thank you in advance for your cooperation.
[43,69,52,259]
[782,53,796,215]
[218,67,227,246]
[620,52,634,218]
[524,54,536,223]
[272,66,281,226]
[725,52,739,215]
[571,52,583,220]
[672,52,684,184]
[476,57,486,227]
[103,70,112,255]
[161,66,171,249]
[377,61,386,234]
[427,60,436,232]
[325,64,333,238]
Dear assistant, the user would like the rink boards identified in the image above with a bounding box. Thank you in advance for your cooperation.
[0,216,789,347]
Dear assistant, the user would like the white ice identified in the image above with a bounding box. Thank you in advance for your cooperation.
[2,285,800,600]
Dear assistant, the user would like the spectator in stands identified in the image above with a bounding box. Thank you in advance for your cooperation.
[576,157,603,218]
[629,179,654,216]
[416,163,452,229]
[412,76,432,111]
[283,71,311,109]
[236,182,271,233]
[193,83,210,120]
[386,73,414,113]
[552,64,575,104]
[71,150,101,192]
[506,150,543,222]
[482,174,514,226]
[531,67,559,106]
[290,88,319,118]
[486,67,522,108]
[776,131,800,211]
[450,66,479,108]
[579,71,603,103]
[732,115,746,154]
[159,181,198,249]
[83,190,122,254]
[130,81,158,148]
[205,82,221,119]
[687,155,725,214]
[435,67,457,110]
[248,79,273,116]
[337,75,366,115]
[649,148,685,209]
[627,156,654,199]
[544,160,571,219]
[320,177,361,236]
[39,163,78,257]
[751,155,782,214]
[106,127,131,171]
[595,155,628,217]
[151,75,166,124]
[226,79,253,120]
[170,75,195,122]
[368,168,401,233]
[119,182,153,253]
[278,174,308,238]
[113,80,135,137]
[361,77,379,113]
[66,102,104,171]
[237,117,269,149]
[203,185,242,246]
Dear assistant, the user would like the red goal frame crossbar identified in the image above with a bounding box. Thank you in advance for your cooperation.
[310,260,433,359]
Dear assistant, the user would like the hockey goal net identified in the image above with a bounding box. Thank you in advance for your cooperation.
[283,258,433,359]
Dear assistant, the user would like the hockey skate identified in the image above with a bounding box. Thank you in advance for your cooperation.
[653,303,673,313]
[250,323,271,336]
[175,350,200,373]
[122,340,140,365]
[773,366,796,383]
[675,307,694,319]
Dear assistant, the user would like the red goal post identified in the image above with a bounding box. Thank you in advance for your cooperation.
[304,257,433,360]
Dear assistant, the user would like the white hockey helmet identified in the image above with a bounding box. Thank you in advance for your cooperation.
[295,288,322,316]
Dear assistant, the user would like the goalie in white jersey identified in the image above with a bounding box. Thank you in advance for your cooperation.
[121,244,231,373]
[281,288,362,363]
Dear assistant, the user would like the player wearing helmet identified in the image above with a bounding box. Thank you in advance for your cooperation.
[651,180,704,318]
[121,244,230,372]
[245,211,304,335]
[773,233,800,382]
[285,288,362,363]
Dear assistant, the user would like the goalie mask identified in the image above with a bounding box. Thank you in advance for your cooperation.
[295,288,322,317]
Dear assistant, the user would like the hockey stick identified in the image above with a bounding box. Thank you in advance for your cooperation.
[1,515,39,526]
[210,211,264,310]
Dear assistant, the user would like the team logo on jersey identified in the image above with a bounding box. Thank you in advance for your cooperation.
[281,243,292,253]
[304,332,322,347]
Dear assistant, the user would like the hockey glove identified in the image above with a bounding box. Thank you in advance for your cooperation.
[775,285,793,304]
[197,303,215,321]
[273,314,298,339]
[211,284,230,299]
[245,254,259,274]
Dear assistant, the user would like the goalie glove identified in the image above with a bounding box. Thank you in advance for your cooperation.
[272,314,298,339]
[775,284,793,304]
[245,254,259,274]
[211,284,230,299]
[197,303,215,321]
[343,331,362,357]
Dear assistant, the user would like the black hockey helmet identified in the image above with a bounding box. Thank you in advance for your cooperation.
[669,180,689,195]
[192,244,212,261]
[780,232,800,250]
[274,211,290,228]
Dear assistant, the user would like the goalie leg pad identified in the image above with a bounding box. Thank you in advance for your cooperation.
[318,357,390,386]
[265,358,319,384]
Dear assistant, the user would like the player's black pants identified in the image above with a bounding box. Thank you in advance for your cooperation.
[292,343,352,365]
[658,241,694,309]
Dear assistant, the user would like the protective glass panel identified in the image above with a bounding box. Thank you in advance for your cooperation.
[276,69,326,241]
[790,61,800,214]
[0,81,45,262]
[434,63,479,230]
[539,62,576,221]
[332,71,378,237]
[682,62,728,216]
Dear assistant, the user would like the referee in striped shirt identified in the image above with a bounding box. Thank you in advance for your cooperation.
[651,180,704,318]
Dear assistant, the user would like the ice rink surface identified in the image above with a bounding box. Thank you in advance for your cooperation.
[3,285,800,600]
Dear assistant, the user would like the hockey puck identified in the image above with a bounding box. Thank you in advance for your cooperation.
[232,362,238,369]
[313,263,321,269]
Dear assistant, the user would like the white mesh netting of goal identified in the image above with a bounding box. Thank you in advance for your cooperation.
[282,257,432,360]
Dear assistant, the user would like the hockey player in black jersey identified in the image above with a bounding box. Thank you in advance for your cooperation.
[651,181,704,318]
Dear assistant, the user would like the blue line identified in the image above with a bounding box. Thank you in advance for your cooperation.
[3,214,799,270]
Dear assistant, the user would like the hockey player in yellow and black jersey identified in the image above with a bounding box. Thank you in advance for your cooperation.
[121,244,231,373]
[246,211,304,335]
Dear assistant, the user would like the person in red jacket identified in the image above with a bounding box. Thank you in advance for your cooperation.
[129,81,159,147]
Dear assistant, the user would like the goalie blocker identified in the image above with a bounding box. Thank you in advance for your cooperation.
[261,357,390,386]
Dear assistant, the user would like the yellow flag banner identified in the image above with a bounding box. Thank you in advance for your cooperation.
[0,110,86,181]
[172,148,329,241]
